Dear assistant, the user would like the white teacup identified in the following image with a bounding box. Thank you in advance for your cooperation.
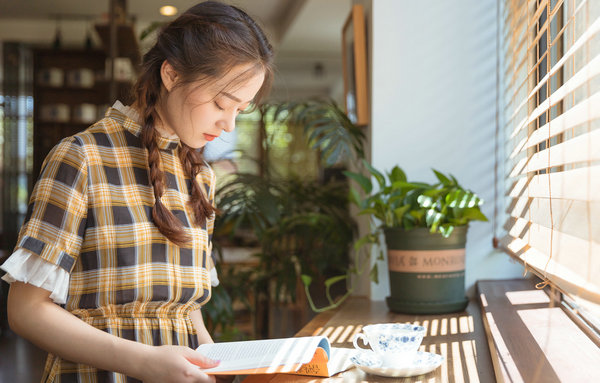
[352,323,426,366]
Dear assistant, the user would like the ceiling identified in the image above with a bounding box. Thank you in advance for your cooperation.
[0,0,352,99]
[0,1,299,44]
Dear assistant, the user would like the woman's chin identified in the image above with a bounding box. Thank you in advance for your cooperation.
[180,138,207,150]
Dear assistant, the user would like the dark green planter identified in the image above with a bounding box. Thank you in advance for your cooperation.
[383,226,469,314]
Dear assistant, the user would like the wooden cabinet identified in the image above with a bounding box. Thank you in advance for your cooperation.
[32,48,133,177]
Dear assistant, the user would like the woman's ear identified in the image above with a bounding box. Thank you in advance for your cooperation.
[160,60,179,92]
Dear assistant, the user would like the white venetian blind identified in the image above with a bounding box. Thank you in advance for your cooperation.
[500,0,600,306]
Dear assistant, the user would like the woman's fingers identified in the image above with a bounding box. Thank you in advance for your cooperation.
[184,348,220,369]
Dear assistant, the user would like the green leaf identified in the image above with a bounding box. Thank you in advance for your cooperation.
[388,194,406,205]
[348,187,362,207]
[461,207,489,221]
[433,169,452,186]
[384,209,394,227]
[306,124,330,145]
[439,224,455,238]
[324,275,347,288]
[409,210,425,221]
[354,234,377,251]
[449,216,469,225]
[425,209,444,231]
[363,160,386,190]
[393,205,411,222]
[343,171,372,194]
[391,181,428,193]
[301,274,313,286]
[417,195,435,208]
[447,189,482,208]
[389,166,407,183]
[450,174,461,188]
[321,139,344,166]
[423,189,442,198]
[370,263,379,284]
[358,208,379,216]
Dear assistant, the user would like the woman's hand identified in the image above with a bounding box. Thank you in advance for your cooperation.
[139,345,219,383]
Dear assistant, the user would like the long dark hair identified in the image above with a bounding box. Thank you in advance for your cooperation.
[132,1,274,246]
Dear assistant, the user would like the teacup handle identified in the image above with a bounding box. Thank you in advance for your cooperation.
[352,333,370,351]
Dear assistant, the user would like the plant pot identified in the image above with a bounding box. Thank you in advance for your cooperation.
[383,226,469,314]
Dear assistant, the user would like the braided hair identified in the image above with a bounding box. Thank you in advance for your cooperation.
[131,1,274,246]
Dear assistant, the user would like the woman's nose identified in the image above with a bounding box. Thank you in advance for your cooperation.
[221,113,236,133]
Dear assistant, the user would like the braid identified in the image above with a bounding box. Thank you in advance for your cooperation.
[138,74,190,246]
[179,145,218,226]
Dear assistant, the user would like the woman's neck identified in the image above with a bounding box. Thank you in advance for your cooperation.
[131,102,179,140]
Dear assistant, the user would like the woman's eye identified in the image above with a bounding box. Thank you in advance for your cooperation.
[214,101,224,111]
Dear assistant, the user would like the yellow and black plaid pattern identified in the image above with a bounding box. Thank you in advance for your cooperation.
[16,107,216,383]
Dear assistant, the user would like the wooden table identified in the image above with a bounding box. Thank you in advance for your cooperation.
[244,296,495,382]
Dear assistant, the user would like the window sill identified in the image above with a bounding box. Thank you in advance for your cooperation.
[477,279,600,382]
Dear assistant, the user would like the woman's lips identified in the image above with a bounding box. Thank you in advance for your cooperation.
[203,133,218,141]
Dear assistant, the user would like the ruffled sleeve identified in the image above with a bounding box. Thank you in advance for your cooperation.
[1,248,70,304]
[207,241,219,287]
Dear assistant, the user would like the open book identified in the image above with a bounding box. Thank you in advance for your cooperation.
[196,336,353,377]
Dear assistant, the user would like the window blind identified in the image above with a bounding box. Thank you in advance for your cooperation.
[500,0,600,309]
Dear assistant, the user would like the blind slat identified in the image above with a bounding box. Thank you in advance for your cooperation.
[514,128,600,175]
[510,60,600,156]
[514,90,600,163]
[504,217,599,279]
[507,196,600,242]
[511,98,600,159]
[506,165,600,201]
[526,3,600,104]
[508,12,600,138]
[499,235,600,303]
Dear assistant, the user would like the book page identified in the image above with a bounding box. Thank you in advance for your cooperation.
[197,336,330,374]
[327,347,355,376]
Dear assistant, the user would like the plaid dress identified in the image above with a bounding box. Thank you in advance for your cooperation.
[15,107,216,382]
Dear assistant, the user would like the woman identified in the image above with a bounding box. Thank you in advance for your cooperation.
[1,2,273,382]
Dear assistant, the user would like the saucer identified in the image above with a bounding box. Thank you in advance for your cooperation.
[349,350,444,378]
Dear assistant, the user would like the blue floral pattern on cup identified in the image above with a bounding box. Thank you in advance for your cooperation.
[353,323,426,354]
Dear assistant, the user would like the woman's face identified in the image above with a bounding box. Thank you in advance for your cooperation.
[158,62,265,149]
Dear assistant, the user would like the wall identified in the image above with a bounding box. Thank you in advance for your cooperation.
[357,0,524,300]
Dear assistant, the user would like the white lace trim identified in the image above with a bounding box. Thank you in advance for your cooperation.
[210,267,220,287]
[1,247,219,302]
[208,242,219,287]
[0,249,70,304]
[112,100,141,124]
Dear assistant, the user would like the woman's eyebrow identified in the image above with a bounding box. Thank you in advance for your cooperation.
[221,91,252,104]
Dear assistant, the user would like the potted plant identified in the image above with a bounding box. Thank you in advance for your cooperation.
[344,161,488,314]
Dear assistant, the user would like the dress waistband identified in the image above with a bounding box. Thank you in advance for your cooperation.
[70,301,199,320]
